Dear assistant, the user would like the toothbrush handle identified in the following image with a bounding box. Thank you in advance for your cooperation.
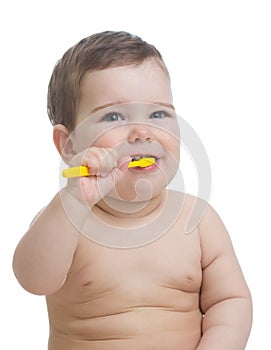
[62,166,91,178]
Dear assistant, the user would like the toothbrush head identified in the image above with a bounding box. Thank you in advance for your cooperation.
[128,157,156,168]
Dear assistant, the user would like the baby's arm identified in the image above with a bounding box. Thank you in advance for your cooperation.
[13,147,121,296]
[197,204,252,350]
[12,191,82,295]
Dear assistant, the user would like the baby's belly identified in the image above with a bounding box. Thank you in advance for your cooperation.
[48,307,202,350]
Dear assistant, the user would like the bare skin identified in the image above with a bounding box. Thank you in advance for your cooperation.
[13,60,252,349]
[46,191,203,350]
[14,189,252,350]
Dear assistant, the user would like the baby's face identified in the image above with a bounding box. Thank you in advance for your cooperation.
[71,59,180,201]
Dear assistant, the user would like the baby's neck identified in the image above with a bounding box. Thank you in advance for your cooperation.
[94,191,166,222]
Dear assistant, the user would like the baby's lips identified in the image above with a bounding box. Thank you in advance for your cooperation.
[118,156,132,170]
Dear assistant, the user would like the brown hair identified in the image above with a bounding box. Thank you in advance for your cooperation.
[47,31,168,130]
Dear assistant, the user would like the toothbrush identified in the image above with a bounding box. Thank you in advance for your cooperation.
[62,157,156,178]
[127,157,155,168]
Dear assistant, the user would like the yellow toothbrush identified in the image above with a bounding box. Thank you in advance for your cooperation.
[62,157,156,178]
[127,157,155,168]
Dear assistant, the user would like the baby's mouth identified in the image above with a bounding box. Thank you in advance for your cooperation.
[128,155,158,169]
[130,155,157,162]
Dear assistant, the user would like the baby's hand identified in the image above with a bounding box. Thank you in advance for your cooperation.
[65,147,127,207]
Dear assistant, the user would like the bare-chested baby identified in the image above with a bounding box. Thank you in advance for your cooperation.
[13,31,252,350]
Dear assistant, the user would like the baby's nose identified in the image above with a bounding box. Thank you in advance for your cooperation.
[128,125,154,143]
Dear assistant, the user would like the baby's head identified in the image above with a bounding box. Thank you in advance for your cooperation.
[50,31,180,205]
[47,31,170,131]
[47,32,210,240]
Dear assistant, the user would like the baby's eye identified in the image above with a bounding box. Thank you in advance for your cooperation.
[149,111,168,119]
[102,112,123,122]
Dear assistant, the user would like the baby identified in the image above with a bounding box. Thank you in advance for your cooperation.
[13,31,252,350]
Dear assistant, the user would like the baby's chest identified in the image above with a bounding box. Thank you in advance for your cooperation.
[68,227,202,297]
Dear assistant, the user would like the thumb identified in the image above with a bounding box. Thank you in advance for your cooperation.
[96,168,124,199]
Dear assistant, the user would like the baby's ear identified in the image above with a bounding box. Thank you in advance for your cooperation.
[53,124,75,164]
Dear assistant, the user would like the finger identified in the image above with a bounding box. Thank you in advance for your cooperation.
[96,168,123,198]
[83,148,118,177]
[79,168,123,205]
[79,177,97,206]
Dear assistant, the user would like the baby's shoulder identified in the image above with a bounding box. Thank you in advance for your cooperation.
[166,190,212,233]
[167,189,206,205]
[167,191,230,258]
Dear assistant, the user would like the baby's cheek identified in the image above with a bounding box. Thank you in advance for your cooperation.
[164,139,180,161]
[92,131,122,149]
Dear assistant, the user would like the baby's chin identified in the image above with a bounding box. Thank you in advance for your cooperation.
[108,176,168,202]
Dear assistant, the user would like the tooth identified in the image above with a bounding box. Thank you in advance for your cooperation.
[131,155,156,162]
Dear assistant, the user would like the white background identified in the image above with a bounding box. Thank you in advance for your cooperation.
[1,0,270,348]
